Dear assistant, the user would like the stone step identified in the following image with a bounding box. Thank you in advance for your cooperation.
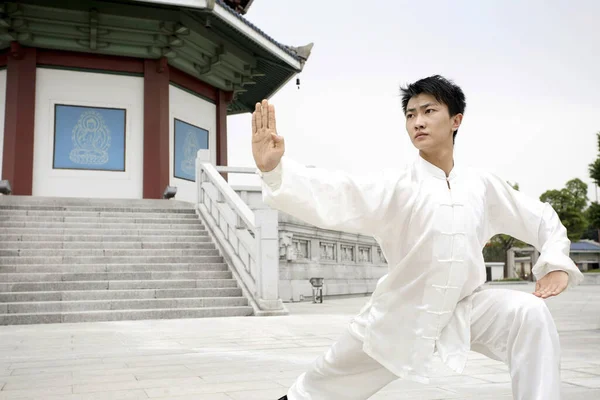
[1,297,248,313]
[0,255,223,265]
[0,196,195,209]
[0,286,241,302]
[0,248,219,257]
[0,241,215,250]
[0,279,238,292]
[0,215,201,224]
[0,270,232,282]
[0,205,196,214]
[0,221,205,230]
[0,234,212,242]
[0,196,252,325]
[0,228,209,236]
[0,306,254,325]
[0,263,229,273]
[0,210,198,219]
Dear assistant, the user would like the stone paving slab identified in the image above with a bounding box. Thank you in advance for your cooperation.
[0,283,598,399]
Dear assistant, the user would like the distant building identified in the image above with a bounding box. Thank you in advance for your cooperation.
[570,240,600,271]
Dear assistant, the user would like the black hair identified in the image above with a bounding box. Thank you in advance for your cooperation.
[400,75,466,143]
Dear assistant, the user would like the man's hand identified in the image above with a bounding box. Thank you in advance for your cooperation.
[252,99,285,173]
[533,270,569,298]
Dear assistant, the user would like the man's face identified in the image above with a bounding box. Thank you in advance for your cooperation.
[405,93,462,152]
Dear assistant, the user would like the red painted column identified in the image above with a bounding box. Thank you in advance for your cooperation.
[2,43,37,195]
[143,57,170,199]
[216,90,233,181]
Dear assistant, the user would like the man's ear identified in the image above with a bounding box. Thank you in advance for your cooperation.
[452,113,463,131]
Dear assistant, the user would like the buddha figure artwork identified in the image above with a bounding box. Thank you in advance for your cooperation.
[174,118,208,181]
[53,104,126,172]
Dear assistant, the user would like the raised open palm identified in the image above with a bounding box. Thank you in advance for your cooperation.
[252,100,285,172]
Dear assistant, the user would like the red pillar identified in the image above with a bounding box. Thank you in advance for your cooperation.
[2,42,36,195]
[143,57,170,199]
[216,90,233,180]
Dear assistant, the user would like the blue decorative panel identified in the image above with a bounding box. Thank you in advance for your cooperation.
[174,119,209,182]
[53,105,126,171]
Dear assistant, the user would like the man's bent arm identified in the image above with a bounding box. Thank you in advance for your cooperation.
[485,173,584,288]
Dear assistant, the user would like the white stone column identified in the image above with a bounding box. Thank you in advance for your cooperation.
[507,249,516,278]
[311,238,320,261]
[371,245,378,263]
[255,208,285,312]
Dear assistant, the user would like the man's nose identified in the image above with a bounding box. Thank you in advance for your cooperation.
[414,113,426,129]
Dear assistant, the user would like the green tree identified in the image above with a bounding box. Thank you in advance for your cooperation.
[540,178,588,242]
[565,179,588,210]
[588,132,600,185]
[585,132,600,241]
[583,202,600,241]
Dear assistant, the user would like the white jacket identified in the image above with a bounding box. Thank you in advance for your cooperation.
[260,154,584,383]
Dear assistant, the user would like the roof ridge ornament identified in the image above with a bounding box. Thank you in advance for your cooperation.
[287,42,314,63]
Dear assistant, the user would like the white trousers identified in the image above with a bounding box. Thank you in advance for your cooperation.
[287,289,561,400]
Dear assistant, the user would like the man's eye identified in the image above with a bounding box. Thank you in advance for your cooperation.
[426,109,434,113]
[406,114,413,118]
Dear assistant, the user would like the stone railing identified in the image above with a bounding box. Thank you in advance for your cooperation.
[195,150,286,315]
[230,186,390,302]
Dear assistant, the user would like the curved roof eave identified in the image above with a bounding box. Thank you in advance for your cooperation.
[128,0,307,72]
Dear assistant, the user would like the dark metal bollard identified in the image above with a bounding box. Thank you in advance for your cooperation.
[0,180,12,195]
[309,277,324,303]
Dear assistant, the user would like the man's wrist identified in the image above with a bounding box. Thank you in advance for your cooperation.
[259,161,283,189]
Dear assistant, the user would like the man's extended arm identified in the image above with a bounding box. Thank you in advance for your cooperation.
[260,156,400,237]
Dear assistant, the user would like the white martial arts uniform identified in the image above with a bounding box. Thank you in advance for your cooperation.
[260,155,584,400]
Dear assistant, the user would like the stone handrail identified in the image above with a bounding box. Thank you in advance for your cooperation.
[215,166,257,174]
[195,150,286,316]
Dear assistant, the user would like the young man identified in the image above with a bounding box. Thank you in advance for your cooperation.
[251,75,584,400]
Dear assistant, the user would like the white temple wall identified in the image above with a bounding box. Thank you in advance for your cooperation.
[32,68,144,198]
[169,84,216,204]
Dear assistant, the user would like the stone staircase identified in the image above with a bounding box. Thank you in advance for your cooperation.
[0,196,253,325]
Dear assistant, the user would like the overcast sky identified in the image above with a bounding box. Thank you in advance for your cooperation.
[227,0,600,202]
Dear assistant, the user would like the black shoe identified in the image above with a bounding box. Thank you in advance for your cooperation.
[277,396,287,400]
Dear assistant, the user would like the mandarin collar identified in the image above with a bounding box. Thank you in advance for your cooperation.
[415,154,459,180]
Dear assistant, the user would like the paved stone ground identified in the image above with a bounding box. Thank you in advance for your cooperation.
[0,283,598,400]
